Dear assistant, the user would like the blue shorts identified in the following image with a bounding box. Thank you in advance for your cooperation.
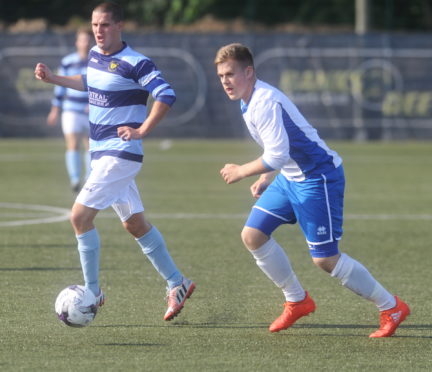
[245,166,345,258]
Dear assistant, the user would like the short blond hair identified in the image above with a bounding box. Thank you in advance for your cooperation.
[214,43,254,68]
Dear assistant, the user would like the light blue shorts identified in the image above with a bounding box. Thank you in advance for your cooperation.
[245,166,345,258]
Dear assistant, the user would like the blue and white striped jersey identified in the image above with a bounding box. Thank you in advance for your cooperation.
[84,43,176,162]
[52,52,89,113]
[241,80,342,181]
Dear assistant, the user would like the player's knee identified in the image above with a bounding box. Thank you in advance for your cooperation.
[312,254,340,273]
[123,219,136,235]
[123,220,140,236]
[241,227,269,250]
[70,205,95,234]
[70,210,88,233]
[123,214,151,238]
[70,208,80,227]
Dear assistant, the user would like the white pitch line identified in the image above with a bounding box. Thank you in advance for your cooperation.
[0,202,70,227]
[1,202,431,227]
[345,213,432,220]
[100,212,432,221]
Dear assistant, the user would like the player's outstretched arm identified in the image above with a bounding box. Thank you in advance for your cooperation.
[34,63,85,91]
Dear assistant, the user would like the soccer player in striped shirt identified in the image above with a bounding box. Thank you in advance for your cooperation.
[215,43,409,337]
[47,28,93,192]
[35,2,195,321]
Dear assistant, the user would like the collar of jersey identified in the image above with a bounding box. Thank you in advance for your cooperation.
[94,41,128,58]
[240,86,256,114]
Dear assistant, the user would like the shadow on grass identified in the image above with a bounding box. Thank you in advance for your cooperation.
[0,267,81,271]
[96,322,268,330]
[0,266,120,271]
[98,343,166,347]
[95,322,432,338]
[1,243,75,249]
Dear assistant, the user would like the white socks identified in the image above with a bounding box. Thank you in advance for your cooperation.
[248,238,305,302]
[331,253,396,311]
[249,241,396,311]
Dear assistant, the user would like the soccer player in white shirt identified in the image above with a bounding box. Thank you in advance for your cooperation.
[215,43,409,337]
[47,28,93,192]
[35,2,195,321]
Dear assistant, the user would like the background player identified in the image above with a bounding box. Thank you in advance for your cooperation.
[35,1,195,321]
[47,27,93,192]
[215,43,409,337]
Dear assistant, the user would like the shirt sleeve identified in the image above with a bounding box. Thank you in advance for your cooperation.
[253,100,291,170]
[133,58,176,106]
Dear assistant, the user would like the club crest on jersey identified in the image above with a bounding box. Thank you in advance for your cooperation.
[108,61,120,72]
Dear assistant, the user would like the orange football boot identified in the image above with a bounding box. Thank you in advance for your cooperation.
[269,291,316,333]
[369,296,410,338]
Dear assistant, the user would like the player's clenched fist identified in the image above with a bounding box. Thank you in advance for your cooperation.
[220,163,244,184]
[34,63,52,82]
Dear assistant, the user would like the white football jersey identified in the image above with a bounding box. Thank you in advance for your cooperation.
[241,79,342,181]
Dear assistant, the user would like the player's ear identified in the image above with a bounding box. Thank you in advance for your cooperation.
[245,65,254,79]
[116,21,124,32]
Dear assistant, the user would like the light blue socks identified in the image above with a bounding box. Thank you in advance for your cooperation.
[65,150,81,186]
[76,228,100,296]
[77,226,182,296]
[136,226,183,289]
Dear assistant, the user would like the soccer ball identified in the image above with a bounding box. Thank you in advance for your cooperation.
[55,285,97,327]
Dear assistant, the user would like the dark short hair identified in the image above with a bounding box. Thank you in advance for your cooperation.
[93,2,124,23]
[214,43,254,68]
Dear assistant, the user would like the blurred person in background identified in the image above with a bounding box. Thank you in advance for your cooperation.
[47,27,93,192]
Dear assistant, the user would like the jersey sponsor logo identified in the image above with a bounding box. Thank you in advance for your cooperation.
[108,61,120,72]
[89,91,109,107]
[317,226,327,235]
[90,57,98,63]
